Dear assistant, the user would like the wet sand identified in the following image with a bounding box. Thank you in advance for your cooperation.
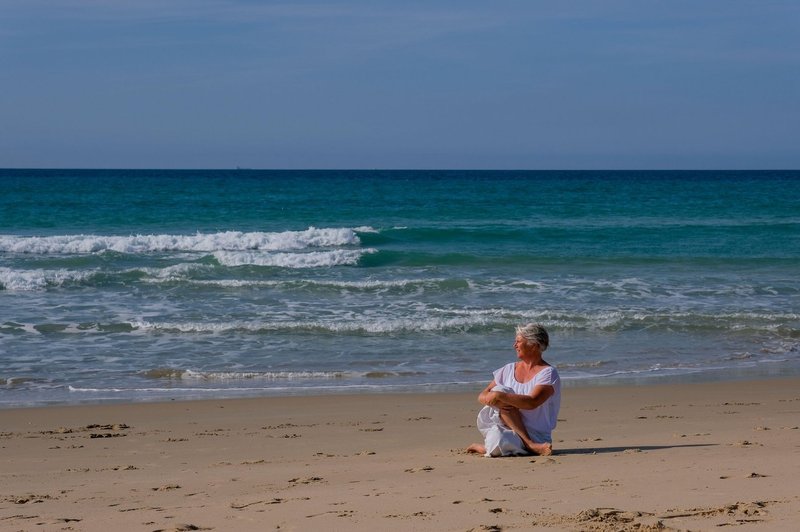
[1,378,799,531]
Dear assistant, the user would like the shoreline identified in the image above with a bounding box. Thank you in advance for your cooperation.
[3,363,798,410]
[2,376,799,530]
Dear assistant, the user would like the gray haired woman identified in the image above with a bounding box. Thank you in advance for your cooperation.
[467,323,561,457]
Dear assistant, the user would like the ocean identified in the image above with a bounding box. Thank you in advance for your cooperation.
[1,169,798,407]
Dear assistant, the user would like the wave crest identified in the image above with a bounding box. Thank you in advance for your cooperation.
[212,249,375,268]
[0,267,94,291]
[141,369,347,380]
[0,227,360,255]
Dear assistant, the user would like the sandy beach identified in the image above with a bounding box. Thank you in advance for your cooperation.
[1,378,799,531]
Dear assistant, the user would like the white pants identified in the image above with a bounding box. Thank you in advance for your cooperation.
[476,385,529,457]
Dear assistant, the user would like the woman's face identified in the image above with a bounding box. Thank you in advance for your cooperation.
[514,335,537,359]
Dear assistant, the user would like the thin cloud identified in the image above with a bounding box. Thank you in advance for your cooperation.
[1,1,508,55]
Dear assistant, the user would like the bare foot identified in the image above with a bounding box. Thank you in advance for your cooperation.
[524,441,552,456]
[466,443,486,454]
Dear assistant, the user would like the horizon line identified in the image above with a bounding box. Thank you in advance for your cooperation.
[2,167,799,172]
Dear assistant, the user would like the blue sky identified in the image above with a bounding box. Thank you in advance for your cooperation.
[1,1,798,169]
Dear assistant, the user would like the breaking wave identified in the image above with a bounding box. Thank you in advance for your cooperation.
[141,369,348,380]
[0,267,95,291]
[212,249,375,268]
[0,227,362,254]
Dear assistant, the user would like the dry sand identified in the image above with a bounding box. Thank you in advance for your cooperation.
[1,378,799,531]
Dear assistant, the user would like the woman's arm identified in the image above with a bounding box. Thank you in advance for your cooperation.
[492,384,554,411]
[477,380,498,406]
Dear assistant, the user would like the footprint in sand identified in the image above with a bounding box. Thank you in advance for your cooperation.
[9,493,55,504]
[152,484,181,491]
[152,524,211,532]
[732,440,762,447]
[288,476,324,485]
[86,423,130,431]
[404,466,434,473]
[230,498,283,509]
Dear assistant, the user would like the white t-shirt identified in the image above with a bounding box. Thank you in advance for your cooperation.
[492,362,561,443]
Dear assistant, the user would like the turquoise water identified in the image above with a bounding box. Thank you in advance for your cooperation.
[1,169,799,406]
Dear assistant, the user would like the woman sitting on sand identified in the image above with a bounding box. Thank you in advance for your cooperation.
[467,323,561,457]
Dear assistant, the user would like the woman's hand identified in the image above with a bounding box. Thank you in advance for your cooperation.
[482,390,498,406]
[479,382,517,409]
[484,390,507,407]
[478,380,498,406]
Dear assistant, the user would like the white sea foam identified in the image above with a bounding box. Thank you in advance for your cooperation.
[557,360,610,369]
[0,267,94,291]
[142,369,422,381]
[184,277,450,290]
[9,307,799,337]
[130,315,500,334]
[137,369,352,381]
[427,307,629,329]
[133,263,213,280]
[0,227,360,254]
[181,279,284,288]
[212,249,375,268]
[182,370,347,380]
[65,381,477,395]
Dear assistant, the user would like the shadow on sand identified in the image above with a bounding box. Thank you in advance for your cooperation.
[554,443,716,455]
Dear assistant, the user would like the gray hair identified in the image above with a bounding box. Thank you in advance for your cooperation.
[515,323,549,352]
